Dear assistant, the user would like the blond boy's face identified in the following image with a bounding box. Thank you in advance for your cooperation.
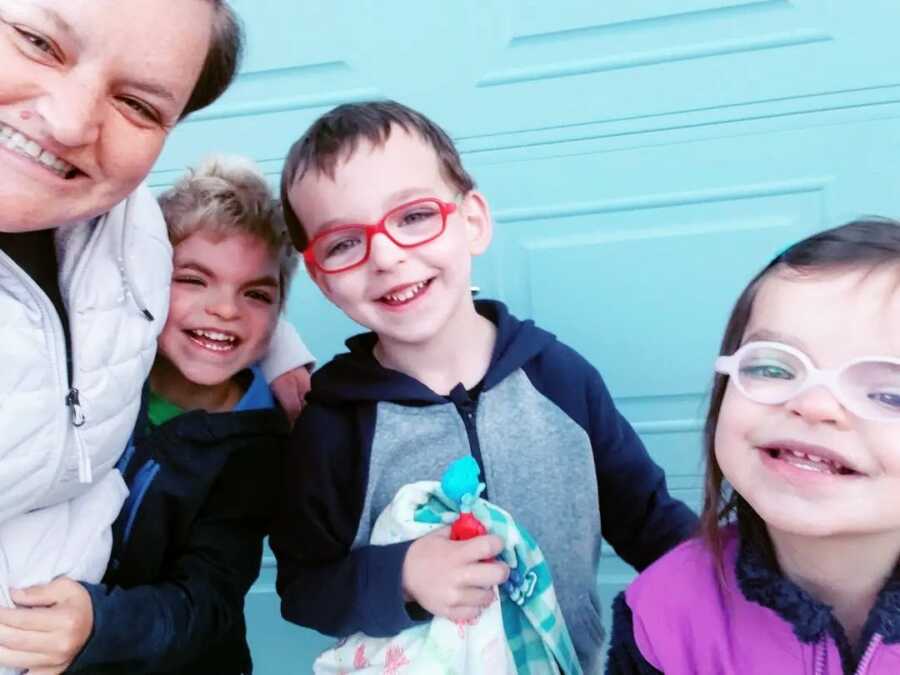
[157,230,281,387]
[288,127,491,349]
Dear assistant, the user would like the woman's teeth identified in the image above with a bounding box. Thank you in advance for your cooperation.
[188,329,238,352]
[0,124,76,178]
[768,447,854,475]
[382,280,429,304]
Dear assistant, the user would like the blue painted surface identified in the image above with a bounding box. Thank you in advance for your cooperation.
[151,2,900,671]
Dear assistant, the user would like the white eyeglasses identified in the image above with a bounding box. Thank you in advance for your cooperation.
[715,341,900,422]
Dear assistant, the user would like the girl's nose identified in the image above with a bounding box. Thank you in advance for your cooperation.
[786,384,850,428]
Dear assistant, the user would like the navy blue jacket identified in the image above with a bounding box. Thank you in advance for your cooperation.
[271,301,696,670]
[69,367,288,674]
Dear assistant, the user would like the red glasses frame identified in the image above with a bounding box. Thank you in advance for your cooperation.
[303,197,457,274]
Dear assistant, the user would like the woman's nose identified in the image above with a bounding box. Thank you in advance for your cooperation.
[37,75,103,149]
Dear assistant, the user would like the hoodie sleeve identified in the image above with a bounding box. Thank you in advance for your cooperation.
[269,401,422,637]
[525,343,697,571]
[586,364,697,569]
[68,437,279,673]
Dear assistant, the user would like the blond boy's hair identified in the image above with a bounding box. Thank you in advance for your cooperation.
[158,156,297,303]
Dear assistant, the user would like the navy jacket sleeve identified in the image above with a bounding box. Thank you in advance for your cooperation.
[605,592,664,675]
[68,442,278,673]
[269,402,419,638]
[526,343,697,571]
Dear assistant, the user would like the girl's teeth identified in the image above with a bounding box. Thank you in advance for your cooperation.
[778,448,847,474]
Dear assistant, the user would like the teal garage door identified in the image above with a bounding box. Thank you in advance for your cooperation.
[151,2,900,671]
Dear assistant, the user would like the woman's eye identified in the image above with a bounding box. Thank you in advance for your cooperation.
[13,26,59,60]
[119,97,160,123]
[740,364,795,380]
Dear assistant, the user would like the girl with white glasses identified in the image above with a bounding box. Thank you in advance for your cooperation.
[608,218,900,675]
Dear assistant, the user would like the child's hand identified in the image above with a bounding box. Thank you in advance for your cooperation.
[271,366,312,424]
[402,527,509,622]
[0,578,93,674]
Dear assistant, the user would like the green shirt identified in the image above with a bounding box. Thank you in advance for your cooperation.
[148,390,185,427]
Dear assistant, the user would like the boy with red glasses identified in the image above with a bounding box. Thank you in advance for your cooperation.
[271,101,696,673]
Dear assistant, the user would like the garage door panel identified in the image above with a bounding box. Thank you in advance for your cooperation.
[148,4,900,671]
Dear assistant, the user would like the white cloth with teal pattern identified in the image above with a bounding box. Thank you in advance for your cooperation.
[313,480,582,675]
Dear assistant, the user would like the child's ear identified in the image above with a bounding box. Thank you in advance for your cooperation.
[459,190,493,256]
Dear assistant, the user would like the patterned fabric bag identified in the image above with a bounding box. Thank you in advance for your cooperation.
[313,469,582,675]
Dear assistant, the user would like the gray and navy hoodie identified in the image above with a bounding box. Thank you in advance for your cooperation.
[271,301,696,673]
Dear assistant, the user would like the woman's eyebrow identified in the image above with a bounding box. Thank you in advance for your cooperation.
[30,4,82,49]
[122,79,178,105]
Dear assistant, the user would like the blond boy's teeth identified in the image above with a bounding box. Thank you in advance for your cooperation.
[384,280,427,303]
[0,123,76,177]
[192,329,236,342]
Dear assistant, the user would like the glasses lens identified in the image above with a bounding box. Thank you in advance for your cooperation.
[841,360,900,420]
[313,227,368,272]
[735,344,806,404]
[385,200,444,245]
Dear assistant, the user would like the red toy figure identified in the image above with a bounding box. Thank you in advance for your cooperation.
[450,511,487,541]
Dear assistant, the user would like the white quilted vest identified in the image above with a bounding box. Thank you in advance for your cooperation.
[0,186,170,638]
[0,184,171,518]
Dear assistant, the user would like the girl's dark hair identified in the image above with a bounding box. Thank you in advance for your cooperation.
[700,217,900,566]
[279,100,476,252]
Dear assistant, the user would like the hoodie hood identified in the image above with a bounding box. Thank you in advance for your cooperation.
[308,300,557,405]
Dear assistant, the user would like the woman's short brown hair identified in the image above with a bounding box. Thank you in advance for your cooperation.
[180,0,243,119]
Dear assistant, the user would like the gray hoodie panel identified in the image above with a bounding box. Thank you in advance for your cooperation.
[354,368,604,673]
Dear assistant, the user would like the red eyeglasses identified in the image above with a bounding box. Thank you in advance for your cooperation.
[303,198,457,274]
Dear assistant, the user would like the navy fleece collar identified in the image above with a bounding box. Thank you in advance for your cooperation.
[736,533,900,672]
[307,300,555,405]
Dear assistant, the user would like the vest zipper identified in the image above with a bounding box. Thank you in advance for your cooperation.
[63,220,108,482]
[814,635,827,675]
[0,249,91,481]
[855,633,883,674]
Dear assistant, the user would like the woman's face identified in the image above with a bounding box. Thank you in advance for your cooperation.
[0,0,214,232]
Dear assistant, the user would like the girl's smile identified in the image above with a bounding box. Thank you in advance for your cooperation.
[756,439,863,477]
